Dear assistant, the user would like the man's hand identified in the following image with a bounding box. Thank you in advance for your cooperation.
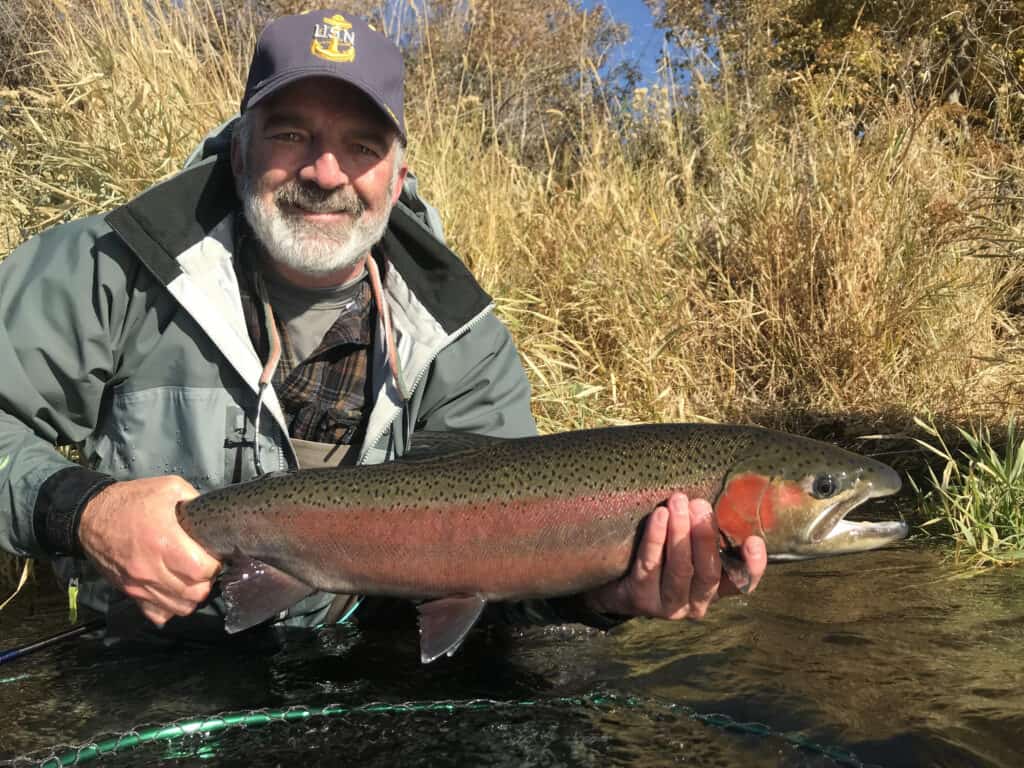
[78,476,221,627]
[582,492,767,620]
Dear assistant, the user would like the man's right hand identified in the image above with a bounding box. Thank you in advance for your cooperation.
[77,476,221,627]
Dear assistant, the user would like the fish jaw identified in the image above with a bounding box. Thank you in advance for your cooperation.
[768,518,910,561]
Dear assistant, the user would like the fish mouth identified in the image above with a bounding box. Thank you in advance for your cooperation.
[781,464,907,560]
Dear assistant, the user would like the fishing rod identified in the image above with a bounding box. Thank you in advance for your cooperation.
[0,618,104,666]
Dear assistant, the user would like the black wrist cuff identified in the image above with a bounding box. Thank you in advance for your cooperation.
[33,466,117,557]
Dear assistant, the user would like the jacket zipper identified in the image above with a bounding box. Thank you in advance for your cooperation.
[358,302,495,465]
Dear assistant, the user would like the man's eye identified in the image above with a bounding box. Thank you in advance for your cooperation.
[269,131,303,143]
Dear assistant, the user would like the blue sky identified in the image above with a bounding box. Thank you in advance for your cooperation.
[582,1,665,85]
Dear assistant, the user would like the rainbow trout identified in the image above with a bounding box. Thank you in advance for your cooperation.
[177,424,906,662]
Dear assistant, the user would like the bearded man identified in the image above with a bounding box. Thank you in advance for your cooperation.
[0,10,766,649]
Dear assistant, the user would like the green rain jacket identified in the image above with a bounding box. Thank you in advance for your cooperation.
[0,148,612,632]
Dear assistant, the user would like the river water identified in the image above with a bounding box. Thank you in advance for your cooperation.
[1,541,1022,767]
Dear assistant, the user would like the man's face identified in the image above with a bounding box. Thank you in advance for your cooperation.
[233,77,407,284]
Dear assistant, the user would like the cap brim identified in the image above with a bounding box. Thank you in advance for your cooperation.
[243,67,405,141]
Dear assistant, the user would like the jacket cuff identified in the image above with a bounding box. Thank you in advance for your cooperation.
[33,466,116,557]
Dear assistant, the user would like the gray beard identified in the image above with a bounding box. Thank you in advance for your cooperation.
[238,174,392,278]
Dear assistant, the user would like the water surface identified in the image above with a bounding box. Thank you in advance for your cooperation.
[2,543,1021,767]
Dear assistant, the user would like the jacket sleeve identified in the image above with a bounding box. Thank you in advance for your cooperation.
[0,218,135,558]
[414,313,624,630]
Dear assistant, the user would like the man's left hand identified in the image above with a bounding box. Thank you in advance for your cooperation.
[582,492,767,620]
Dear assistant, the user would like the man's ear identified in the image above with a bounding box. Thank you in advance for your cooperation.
[392,163,408,206]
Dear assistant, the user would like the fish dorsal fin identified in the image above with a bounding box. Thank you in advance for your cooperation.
[400,430,505,463]
[417,595,487,663]
[221,552,316,634]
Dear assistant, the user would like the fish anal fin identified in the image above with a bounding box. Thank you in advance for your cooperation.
[221,552,315,634]
[417,595,487,664]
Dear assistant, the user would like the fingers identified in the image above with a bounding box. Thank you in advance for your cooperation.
[141,542,217,621]
[740,535,767,592]
[163,481,221,585]
[627,506,670,615]
[79,475,221,626]
[685,498,721,619]
[164,535,221,584]
[122,563,214,622]
[630,493,721,620]
[140,601,175,627]
[659,494,694,618]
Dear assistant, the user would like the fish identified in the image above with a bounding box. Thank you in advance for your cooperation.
[176,423,907,662]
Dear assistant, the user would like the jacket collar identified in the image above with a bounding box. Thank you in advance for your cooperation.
[105,154,492,331]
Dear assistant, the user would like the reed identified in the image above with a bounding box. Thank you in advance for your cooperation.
[914,418,1024,564]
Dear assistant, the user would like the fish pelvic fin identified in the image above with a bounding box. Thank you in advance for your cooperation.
[221,552,316,634]
[417,595,487,664]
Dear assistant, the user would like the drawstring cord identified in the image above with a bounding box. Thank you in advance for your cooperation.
[366,255,409,402]
[252,271,281,477]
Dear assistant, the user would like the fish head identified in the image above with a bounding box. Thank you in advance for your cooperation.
[714,430,907,560]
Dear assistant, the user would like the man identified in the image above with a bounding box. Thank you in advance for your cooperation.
[0,10,766,643]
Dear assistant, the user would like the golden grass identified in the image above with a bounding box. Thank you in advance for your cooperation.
[415,88,1024,433]
[0,0,250,237]
[1,0,1022,583]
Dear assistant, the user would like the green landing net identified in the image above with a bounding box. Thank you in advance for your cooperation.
[20,694,871,768]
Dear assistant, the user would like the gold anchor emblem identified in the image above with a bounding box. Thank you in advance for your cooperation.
[311,14,356,63]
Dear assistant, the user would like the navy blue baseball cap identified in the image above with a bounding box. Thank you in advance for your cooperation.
[241,10,405,141]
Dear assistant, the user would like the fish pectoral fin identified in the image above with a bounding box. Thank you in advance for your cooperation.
[416,595,488,664]
[719,547,753,594]
[221,553,316,634]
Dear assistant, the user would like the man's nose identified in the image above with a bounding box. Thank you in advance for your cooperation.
[300,148,348,190]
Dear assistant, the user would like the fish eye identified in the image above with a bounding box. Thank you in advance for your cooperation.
[811,474,838,499]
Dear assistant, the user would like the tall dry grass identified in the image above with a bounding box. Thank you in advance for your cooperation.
[0,0,252,250]
[1,0,1022,584]
[416,79,1024,434]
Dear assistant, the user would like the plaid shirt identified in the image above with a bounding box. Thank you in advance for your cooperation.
[236,227,375,447]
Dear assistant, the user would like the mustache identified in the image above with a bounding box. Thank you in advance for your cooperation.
[274,181,366,216]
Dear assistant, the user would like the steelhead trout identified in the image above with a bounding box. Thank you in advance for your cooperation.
[177,424,907,662]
